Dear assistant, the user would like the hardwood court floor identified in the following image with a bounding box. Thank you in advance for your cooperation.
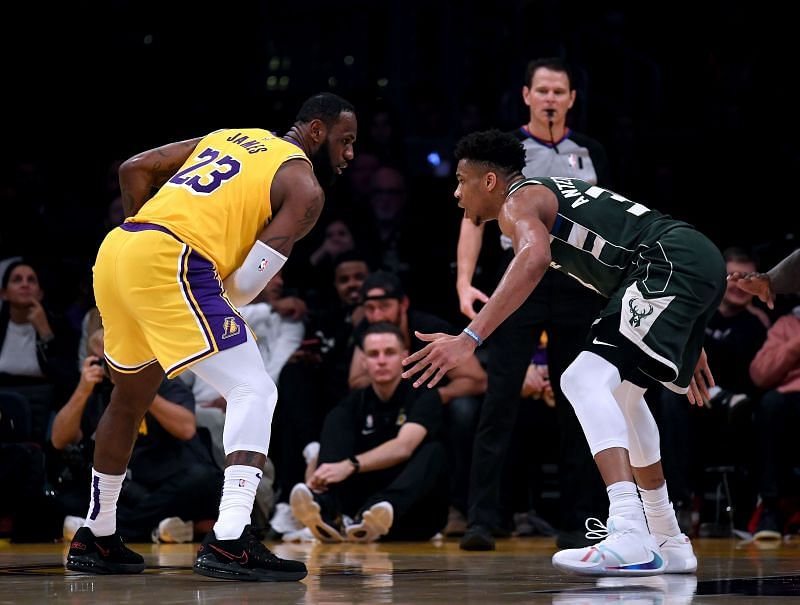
[3,535,800,604]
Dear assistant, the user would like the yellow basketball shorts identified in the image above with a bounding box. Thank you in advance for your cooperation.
[93,222,246,378]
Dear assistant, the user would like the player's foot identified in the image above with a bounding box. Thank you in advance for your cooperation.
[193,525,307,581]
[552,516,666,576]
[290,483,345,543]
[654,533,697,573]
[66,526,145,574]
[346,501,394,543]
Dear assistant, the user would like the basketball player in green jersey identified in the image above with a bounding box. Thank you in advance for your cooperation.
[403,129,726,577]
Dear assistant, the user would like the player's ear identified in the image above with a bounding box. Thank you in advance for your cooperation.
[309,119,327,143]
[485,171,497,191]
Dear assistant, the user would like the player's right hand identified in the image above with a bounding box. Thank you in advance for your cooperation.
[457,284,489,319]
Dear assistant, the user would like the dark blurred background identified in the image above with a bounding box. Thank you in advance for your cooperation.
[1,0,796,323]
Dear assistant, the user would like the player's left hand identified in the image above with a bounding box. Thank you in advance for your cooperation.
[402,331,476,388]
[686,348,714,406]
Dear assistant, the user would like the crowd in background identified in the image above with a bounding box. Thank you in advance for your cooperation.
[1,2,798,545]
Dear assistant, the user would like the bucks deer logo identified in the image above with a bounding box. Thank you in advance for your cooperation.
[628,298,654,328]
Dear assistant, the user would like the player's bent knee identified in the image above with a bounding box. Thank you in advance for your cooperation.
[222,376,278,456]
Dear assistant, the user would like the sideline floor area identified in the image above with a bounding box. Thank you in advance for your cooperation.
[3,535,800,603]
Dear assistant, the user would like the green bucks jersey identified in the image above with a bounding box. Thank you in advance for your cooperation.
[508,177,692,298]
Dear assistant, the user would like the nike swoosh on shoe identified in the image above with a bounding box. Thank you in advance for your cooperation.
[209,544,249,564]
[609,550,664,571]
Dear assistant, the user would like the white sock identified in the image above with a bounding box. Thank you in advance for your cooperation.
[213,465,261,540]
[607,481,647,527]
[639,482,682,537]
[83,468,126,537]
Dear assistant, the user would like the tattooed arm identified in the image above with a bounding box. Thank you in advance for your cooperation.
[258,159,325,257]
[220,159,323,307]
[118,136,204,217]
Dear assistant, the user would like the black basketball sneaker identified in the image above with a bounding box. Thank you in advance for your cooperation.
[66,526,145,574]
[193,525,307,581]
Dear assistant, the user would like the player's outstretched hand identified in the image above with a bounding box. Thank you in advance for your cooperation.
[402,331,476,388]
[727,271,774,309]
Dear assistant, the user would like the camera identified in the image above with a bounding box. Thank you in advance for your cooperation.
[91,357,110,377]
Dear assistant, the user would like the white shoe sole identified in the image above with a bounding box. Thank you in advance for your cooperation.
[552,550,666,577]
[346,503,393,543]
[289,484,344,543]
[664,553,697,573]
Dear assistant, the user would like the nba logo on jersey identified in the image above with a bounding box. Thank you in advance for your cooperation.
[567,153,578,169]
[221,317,241,339]
[257,258,268,272]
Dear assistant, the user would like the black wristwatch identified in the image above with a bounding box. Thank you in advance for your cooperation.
[348,455,360,473]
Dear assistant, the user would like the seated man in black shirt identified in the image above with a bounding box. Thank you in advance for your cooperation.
[349,271,486,534]
[290,322,449,542]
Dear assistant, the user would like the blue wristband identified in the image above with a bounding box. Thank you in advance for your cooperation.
[462,327,483,347]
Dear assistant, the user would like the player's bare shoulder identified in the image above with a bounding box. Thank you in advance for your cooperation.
[504,181,557,230]
[271,158,324,215]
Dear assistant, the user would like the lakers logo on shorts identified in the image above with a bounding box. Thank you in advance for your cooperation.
[221,316,241,340]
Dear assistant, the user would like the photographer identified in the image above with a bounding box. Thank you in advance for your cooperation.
[51,328,222,543]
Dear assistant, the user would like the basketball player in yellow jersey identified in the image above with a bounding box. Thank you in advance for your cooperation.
[66,93,357,582]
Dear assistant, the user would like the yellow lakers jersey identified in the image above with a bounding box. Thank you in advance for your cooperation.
[129,129,310,278]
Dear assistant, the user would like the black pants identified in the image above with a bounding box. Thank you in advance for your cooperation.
[756,389,800,502]
[468,266,607,532]
[272,361,332,503]
[0,442,62,542]
[442,395,481,513]
[318,411,449,540]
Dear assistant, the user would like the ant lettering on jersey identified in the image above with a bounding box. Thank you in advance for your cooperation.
[551,177,590,208]
[226,132,268,154]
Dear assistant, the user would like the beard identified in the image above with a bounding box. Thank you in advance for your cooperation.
[310,139,337,187]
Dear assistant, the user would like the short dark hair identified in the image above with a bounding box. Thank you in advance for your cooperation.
[360,270,405,301]
[332,249,371,271]
[454,129,526,175]
[361,321,405,349]
[524,57,573,89]
[296,93,355,128]
[723,246,755,265]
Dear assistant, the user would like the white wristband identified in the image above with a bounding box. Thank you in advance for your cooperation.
[223,241,287,307]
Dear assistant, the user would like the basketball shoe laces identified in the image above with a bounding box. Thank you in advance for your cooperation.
[583,517,634,542]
